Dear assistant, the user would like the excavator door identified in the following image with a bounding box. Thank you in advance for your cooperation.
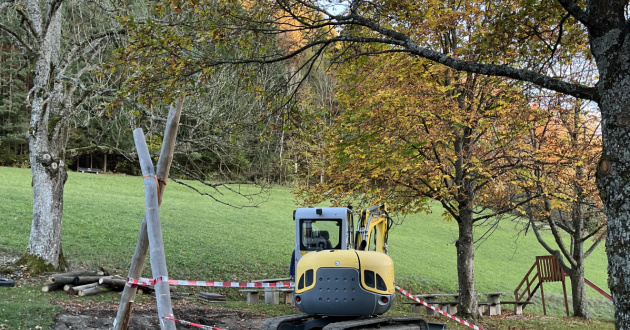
[292,207,354,268]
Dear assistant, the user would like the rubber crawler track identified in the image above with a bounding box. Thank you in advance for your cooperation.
[261,314,431,330]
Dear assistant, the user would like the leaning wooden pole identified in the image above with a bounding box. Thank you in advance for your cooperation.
[113,98,183,330]
[132,128,175,329]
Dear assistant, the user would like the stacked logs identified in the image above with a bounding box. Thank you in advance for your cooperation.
[42,270,220,302]
[41,270,154,297]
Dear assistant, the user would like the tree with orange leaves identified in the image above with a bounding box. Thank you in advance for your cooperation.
[297,51,542,319]
[517,91,604,317]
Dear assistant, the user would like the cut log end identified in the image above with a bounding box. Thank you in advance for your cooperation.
[42,283,65,292]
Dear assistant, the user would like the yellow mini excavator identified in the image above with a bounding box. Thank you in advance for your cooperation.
[261,204,446,330]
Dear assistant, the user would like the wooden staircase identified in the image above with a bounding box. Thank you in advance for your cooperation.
[514,256,569,316]
[514,255,614,316]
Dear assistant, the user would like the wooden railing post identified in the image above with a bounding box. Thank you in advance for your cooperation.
[537,258,547,315]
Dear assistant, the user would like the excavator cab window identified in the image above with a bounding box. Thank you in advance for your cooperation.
[300,219,342,251]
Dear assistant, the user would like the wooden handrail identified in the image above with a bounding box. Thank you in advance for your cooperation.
[581,276,613,301]
[514,262,538,302]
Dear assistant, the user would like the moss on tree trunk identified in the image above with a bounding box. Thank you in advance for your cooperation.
[17,248,68,275]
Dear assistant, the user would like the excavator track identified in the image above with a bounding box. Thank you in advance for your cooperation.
[261,314,442,330]
[260,313,327,330]
[260,313,307,330]
[322,316,430,330]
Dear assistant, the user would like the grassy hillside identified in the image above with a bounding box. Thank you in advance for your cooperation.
[388,209,612,318]
[0,166,614,328]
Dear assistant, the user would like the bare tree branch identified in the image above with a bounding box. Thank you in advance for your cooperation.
[583,233,604,259]
[556,0,592,28]
[42,0,63,37]
[58,28,126,73]
[0,22,34,53]
[23,0,42,37]
[342,13,599,101]
[196,2,600,103]
[581,223,606,242]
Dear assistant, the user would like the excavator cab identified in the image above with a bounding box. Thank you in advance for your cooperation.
[293,207,354,266]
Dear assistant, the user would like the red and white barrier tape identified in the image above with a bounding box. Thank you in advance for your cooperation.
[395,285,484,330]
[128,277,293,329]
[127,276,295,288]
[161,314,223,330]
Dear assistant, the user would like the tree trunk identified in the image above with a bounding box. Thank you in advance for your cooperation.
[596,90,630,328]
[590,23,630,329]
[452,124,479,320]
[569,265,589,318]
[24,1,69,273]
[26,156,67,271]
[570,111,589,319]
[456,211,478,319]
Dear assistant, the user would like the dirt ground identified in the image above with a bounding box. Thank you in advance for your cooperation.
[0,253,266,329]
[52,299,266,329]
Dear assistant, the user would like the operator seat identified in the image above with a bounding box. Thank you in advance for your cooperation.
[320,231,333,249]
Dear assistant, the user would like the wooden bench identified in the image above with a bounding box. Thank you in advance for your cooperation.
[78,167,101,174]
[240,287,294,305]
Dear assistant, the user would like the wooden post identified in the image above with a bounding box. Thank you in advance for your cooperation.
[561,269,569,316]
[133,127,175,330]
[113,219,149,330]
[537,259,547,315]
[113,99,183,330]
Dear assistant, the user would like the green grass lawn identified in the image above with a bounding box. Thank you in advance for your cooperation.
[0,166,615,329]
